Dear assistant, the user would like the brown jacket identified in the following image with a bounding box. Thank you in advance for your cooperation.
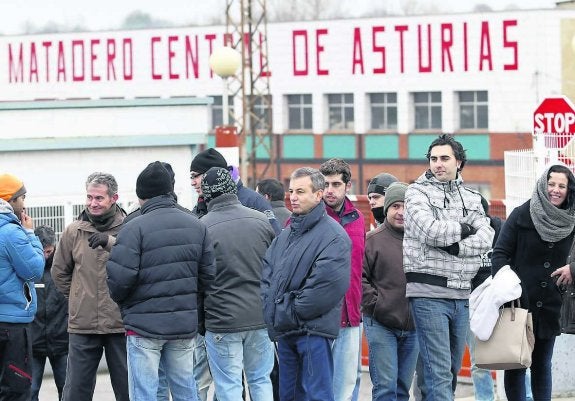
[52,207,125,334]
[361,219,414,331]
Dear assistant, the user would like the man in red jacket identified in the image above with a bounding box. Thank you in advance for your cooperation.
[319,158,366,401]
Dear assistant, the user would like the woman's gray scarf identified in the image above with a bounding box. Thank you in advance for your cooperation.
[529,169,575,242]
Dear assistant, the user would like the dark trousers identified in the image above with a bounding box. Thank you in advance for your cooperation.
[504,335,556,401]
[61,333,129,401]
[31,353,67,401]
[0,323,32,401]
[277,334,335,401]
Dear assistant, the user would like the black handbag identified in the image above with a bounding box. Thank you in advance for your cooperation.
[560,284,575,334]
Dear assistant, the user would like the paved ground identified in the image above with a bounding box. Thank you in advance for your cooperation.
[37,370,575,400]
[37,370,475,400]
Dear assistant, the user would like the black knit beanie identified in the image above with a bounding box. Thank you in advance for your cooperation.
[136,161,173,199]
[201,167,237,204]
[190,148,228,174]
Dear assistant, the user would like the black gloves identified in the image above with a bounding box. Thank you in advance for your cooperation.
[460,223,477,239]
[88,233,109,249]
[438,243,460,256]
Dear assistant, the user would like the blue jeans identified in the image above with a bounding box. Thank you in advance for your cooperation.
[504,336,555,401]
[278,334,335,401]
[31,353,67,401]
[205,329,274,401]
[332,326,361,401]
[127,335,198,401]
[194,334,214,401]
[410,298,469,401]
[466,327,494,401]
[363,316,419,401]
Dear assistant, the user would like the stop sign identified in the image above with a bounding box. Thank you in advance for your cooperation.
[533,96,575,148]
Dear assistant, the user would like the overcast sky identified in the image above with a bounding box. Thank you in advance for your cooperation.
[0,0,558,36]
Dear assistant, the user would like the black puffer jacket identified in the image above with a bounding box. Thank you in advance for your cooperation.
[261,201,351,340]
[107,195,215,339]
[32,253,69,356]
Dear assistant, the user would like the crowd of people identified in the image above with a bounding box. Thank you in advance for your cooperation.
[0,133,573,401]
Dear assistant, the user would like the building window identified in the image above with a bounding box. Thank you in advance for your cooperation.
[458,91,488,129]
[327,93,354,130]
[211,95,234,128]
[413,92,442,130]
[287,94,313,130]
[251,95,272,131]
[369,93,397,130]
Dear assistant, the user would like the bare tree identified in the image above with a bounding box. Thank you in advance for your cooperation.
[121,10,174,30]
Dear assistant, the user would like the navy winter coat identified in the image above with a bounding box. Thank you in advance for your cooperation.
[107,195,215,339]
[261,201,351,340]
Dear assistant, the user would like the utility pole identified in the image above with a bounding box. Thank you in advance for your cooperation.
[224,0,274,188]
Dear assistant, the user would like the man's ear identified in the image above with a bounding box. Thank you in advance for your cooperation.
[345,181,352,193]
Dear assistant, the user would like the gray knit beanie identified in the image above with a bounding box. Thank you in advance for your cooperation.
[383,182,408,216]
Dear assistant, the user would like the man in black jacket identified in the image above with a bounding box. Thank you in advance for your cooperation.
[31,225,68,401]
[261,167,351,401]
[107,161,215,401]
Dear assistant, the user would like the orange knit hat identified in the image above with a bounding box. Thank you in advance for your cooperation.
[0,174,26,201]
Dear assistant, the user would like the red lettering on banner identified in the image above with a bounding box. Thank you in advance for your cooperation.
[316,28,328,76]
[441,23,453,72]
[42,41,52,82]
[503,19,518,70]
[168,35,179,79]
[352,27,364,74]
[292,30,308,76]
[72,40,85,81]
[29,43,38,82]
[57,41,66,82]
[205,34,216,78]
[418,25,432,73]
[123,38,133,80]
[8,43,23,82]
[479,21,493,71]
[395,25,408,73]
[223,33,233,47]
[90,39,101,81]
[151,36,162,80]
[107,39,117,80]
[372,26,385,74]
[185,35,199,79]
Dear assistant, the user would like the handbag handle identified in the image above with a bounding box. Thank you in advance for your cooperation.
[506,299,522,322]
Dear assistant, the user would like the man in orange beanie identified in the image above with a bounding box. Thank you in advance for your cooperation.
[0,172,44,401]
[0,173,27,221]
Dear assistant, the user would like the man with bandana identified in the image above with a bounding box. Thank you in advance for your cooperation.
[52,172,129,401]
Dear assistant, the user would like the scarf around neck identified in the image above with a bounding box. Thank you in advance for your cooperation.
[529,168,575,242]
[85,204,120,232]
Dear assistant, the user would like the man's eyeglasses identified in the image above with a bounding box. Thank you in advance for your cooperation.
[190,172,203,180]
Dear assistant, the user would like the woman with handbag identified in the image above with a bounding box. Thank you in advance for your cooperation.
[492,163,575,401]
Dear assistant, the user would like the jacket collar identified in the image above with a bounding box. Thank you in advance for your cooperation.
[206,193,241,212]
[141,195,176,214]
[290,201,326,233]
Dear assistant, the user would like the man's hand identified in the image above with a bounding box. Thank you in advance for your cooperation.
[20,211,34,230]
[438,243,459,256]
[88,233,109,249]
[460,223,477,239]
